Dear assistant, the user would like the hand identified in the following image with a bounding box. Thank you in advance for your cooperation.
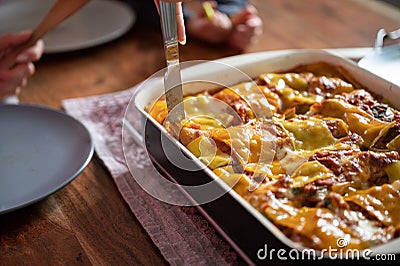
[153,0,187,44]
[184,2,262,50]
[0,31,44,100]
[186,1,233,44]
[228,5,263,51]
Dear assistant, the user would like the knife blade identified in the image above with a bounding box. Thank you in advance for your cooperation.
[159,1,185,125]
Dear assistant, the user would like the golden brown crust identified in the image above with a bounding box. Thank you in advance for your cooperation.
[148,64,400,251]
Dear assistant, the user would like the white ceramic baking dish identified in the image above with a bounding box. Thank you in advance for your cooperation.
[133,50,400,264]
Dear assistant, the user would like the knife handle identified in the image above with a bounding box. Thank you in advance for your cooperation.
[160,2,178,46]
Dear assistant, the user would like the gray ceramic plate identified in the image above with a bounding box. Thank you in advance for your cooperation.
[0,0,136,53]
[0,104,94,214]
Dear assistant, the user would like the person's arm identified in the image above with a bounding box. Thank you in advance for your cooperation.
[0,31,44,100]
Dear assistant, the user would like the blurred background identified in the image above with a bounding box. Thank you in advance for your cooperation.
[0,0,398,105]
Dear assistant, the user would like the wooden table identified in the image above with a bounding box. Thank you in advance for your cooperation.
[1,0,399,264]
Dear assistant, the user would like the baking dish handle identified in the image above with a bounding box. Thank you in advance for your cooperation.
[374,28,400,51]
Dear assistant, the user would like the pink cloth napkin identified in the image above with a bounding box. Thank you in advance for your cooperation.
[62,86,240,265]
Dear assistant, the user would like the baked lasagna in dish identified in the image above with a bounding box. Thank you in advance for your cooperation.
[147,63,400,251]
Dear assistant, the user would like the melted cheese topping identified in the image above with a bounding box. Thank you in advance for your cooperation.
[279,117,335,150]
[148,68,400,251]
[344,181,400,227]
[265,206,370,250]
[229,82,273,118]
[311,99,391,147]
[388,134,400,152]
[291,161,334,188]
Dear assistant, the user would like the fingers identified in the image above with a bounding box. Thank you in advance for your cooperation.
[176,3,186,44]
[227,5,263,51]
[0,30,43,72]
[228,17,262,51]
[0,63,35,98]
[154,1,187,45]
[0,30,41,100]
[154,0,160,12]
[8,62,35,87]
[0,30,32,51]
[246,15,263,37]
[16,39,44,63]
[186,10,232,44]
[230,5,256,25]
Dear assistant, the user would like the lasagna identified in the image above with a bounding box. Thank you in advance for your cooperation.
[147,63,400,251]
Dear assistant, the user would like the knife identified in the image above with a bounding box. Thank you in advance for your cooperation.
[159,1,186,125]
